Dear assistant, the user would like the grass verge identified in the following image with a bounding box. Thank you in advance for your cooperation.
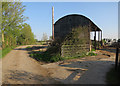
[1,46,17,58]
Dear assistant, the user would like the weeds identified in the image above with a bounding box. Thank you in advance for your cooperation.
[87,51,97,56]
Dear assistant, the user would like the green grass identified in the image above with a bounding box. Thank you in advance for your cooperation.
[1,46,17,58]
[91,49,95,51]
[106,67,120,84]
[86,51,97,56]
[2,47,12,58]
[0,50,2,58]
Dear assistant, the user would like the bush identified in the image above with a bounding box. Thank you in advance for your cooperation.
[30,52,64,63]
[91,49,95,51]
[87,51,97,56]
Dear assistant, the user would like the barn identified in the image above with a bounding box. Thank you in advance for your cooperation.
[54,14,102,57]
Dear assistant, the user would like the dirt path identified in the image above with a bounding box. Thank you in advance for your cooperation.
[41,59,114,84]
[41,49,115,84]
[2,45,60,84]
[1,45,115,84]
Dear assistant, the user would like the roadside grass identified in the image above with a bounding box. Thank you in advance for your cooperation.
[2,47,12,58]
[2,46,17,58]
[0,50,2,58]
[106,66,120,84]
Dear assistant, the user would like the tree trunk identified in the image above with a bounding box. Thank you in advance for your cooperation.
[2,32,4,42]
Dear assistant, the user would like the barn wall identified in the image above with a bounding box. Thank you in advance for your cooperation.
[54,15,91,57]
[61,26,90,57]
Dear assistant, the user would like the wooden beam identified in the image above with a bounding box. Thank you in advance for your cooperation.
[52,6,54,40]
[94,28,96,50]
[89,22,91,51]
[98,31,100,49]
[101,30,102,46]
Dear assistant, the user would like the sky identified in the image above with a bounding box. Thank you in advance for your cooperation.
[22,2,118,40]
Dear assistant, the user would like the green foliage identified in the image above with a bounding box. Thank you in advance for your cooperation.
[63,26,88,45]
[87,51,97,56]
[1,2,35,49]
[30,52,64,63]
[30,45,64,62]
[91,49,95,51]
[17,23,35,45]
[1,2,36,58]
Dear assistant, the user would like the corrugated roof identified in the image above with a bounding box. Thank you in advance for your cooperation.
[54,14,101,31]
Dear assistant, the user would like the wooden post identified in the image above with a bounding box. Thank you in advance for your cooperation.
[98,31,100,49]
[115,47,119,70]
[94,28,96,50]
[52,6,54,40]
[101,30,102,46]
[89,22,91,51]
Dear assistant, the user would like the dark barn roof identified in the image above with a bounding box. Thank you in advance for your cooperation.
[54,14,101,31]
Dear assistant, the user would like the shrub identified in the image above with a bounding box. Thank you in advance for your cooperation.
[87,51,97,56]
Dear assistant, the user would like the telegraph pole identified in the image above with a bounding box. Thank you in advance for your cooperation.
[52,6,54,40]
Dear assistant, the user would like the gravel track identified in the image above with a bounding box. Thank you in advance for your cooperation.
[1,45,115,84]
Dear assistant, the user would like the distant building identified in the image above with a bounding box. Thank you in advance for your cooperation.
[103,38,117,45]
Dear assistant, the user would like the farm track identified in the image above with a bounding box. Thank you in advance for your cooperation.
[2,45,60,84]
[1,45,115,84]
